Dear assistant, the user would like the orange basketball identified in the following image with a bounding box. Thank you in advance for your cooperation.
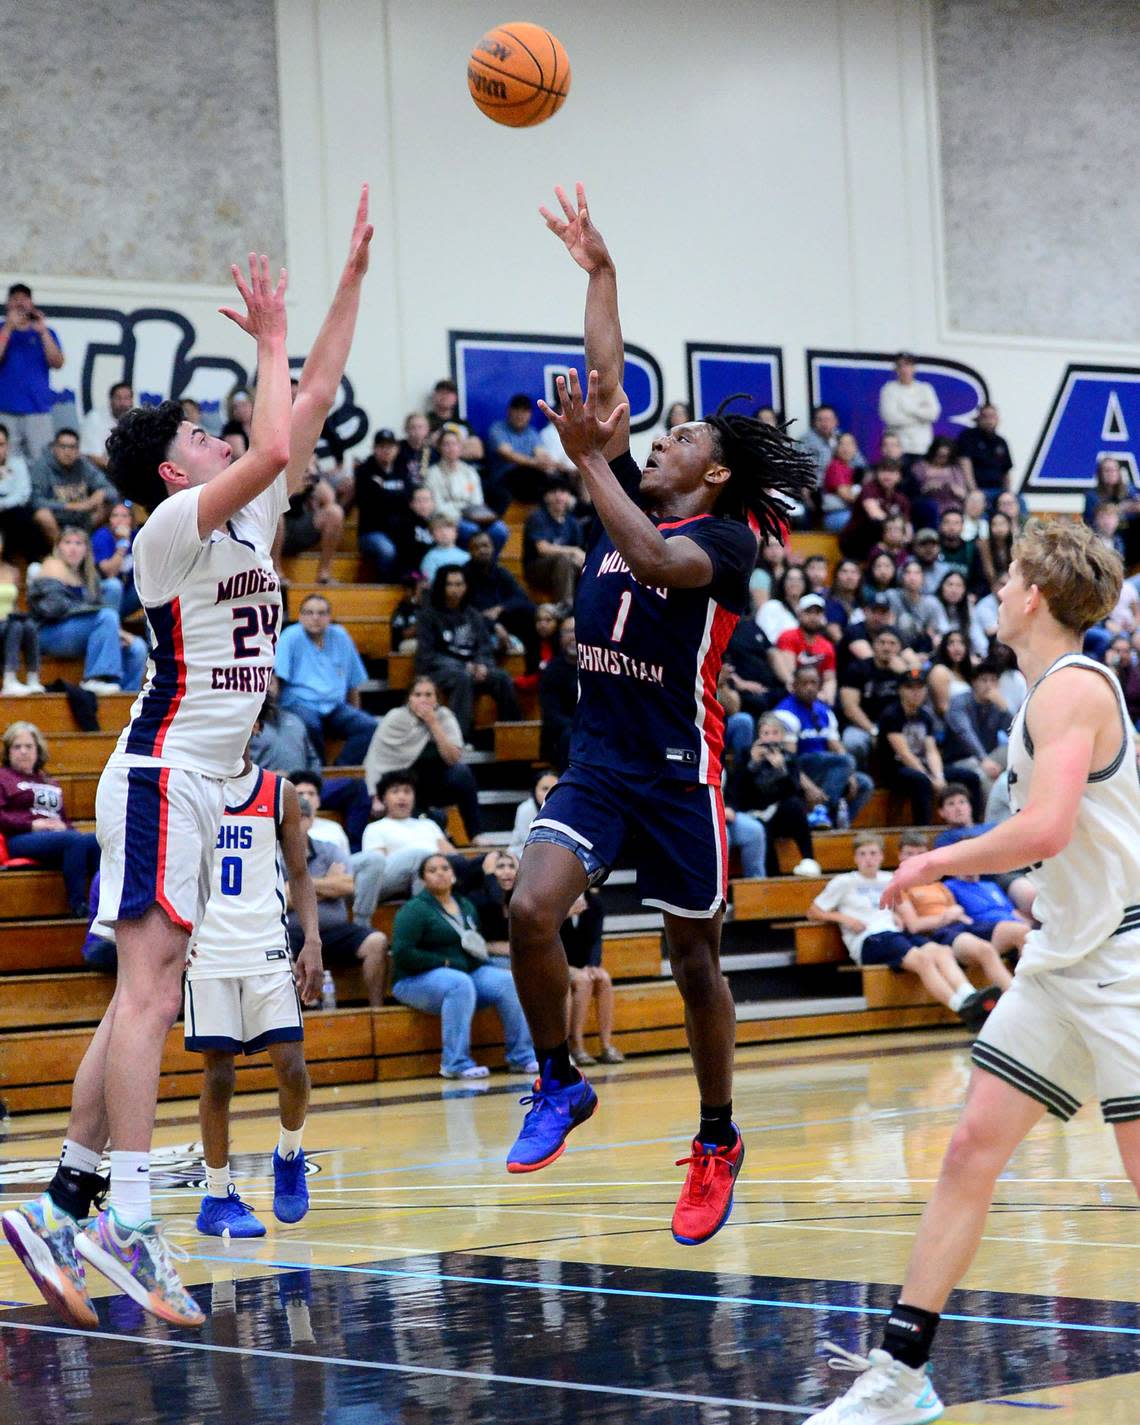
[468,22,571,128]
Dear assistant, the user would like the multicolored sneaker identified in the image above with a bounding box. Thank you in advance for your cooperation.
[2,1193,98,1327]
[272,1149,309,1224]
[506,1076,598,1173]
[75,1208,205,1327]
[803,1342,944,1423]
[196,1186,267,1239]
[671,1128,745,1245]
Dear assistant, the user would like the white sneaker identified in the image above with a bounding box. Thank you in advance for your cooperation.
[803,1344,943,1423]
[440,1065,490,1080]
[793,858,823,877]
[80,679,122,695]
[23,677,46,694]
[2,674,29,696]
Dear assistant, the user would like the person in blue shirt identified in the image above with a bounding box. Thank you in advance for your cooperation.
[274,593,377,764]
[933,780,1035,914]
[774,664,873,828]
[486,394,555,510]
[523,482,585,603]
[0,284,64,462]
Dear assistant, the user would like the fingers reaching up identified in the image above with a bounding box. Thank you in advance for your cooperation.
[219,252,287,338]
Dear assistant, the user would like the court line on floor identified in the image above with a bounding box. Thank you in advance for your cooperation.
[0,1319,807,1416]
[185,1249,1140,1338]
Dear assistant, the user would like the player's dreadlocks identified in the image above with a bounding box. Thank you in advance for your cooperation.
[704,395,817,542]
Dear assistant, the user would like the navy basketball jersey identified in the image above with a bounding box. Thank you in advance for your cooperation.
[570,451,757,785]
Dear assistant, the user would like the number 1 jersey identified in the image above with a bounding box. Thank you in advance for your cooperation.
[113,477,287,780]
[570,451,757,785]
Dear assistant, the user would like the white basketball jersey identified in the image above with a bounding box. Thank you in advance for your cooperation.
[1009,653,1140,974]
[113,477,287,780]
[186,764,290,980]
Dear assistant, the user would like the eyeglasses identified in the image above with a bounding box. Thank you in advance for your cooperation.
[55,441,79,451]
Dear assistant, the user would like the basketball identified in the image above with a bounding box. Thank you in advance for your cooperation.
[467,22,571,128]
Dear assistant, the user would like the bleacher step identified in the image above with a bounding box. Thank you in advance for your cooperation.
[736,995,869,1021]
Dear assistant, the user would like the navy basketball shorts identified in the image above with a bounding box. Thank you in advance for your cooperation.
[525,763,728,918]
[930,918,1004,946]
[859,930,919,970]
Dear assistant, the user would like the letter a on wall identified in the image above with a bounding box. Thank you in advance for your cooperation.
[1024,366,1140,492]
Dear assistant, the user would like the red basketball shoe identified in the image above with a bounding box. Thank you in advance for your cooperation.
[671,1129,745,1245]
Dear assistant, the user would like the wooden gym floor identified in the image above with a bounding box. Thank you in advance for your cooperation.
[1,1029,1138,1423]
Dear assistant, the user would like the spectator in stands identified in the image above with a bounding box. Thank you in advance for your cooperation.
[364,676,481,840]
[775,665,872,828]
[755,406,779,426]
[487,393,554,509]
[721,770,769,878]
[909,436,972,528]
[993,488,1025,530]
[1084,455,1140,532]
[91,501,139,618]
[837,591,895,673]
[563,888,624,1066]
[970,570,1005,653]
[420,514,470,584]
[29,527,147,694]
[759,566,802,643]
[776,593,838,704]
[911,528,950,594]
[722,591,788,733]
[800,404,841,487]
[426,379,484,462]
[1107,634,1140,725]
[802,555,830,598]
[878,352,940,461]
[1091,502,1127,563]
[0,720,99,917]
[221,386,253,455]
[394,411,436,485]
[426,426,508,552]
[977,509,1015,589]
[359,768,459,895]
[279,456,345,586]
[510,768,558,858]
[540,614,578,769]
[865,513,911,574]
[388,573,425,656]
[275,593,377,764]
[30,429,113,545]
[820,432,864,532]
[353,427,408,579]
[464,529,536,656]
[936,507,979,588]
[935,568,981,654]
[955,403,1013,502]
[0,421,40,555]
[0,533,42,694]
[287,771,353,857]
[926,630,977,720]
[839,459,911,561]
[523,482,585,603]
[414,566,521,738]
[863,551,900,605]
[877,669,982,823]
[469,849,518,955]
[0,284,63,461]
[933,781,1035,914]
[395,485,438,577]
[726,713,819,876]
[390,852,538,1080]
[838,625,905,766]
[249,679,320,774]
[824,559,864,644]
[80,382,134,471]
[941,659,1011,801]
[287,771,375,919]
[288,794,389,1006]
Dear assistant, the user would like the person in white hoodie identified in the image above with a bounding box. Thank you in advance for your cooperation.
[878,352,941,458]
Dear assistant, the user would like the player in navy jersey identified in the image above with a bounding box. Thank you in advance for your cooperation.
[506,184,816,1245]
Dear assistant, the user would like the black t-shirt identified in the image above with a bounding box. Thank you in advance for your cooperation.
[725,617,780,689]
[395,442,437,483]
[955,428,1013,491]
[877,700,936,770]
[355,458,415,533]
[840,658,901,723]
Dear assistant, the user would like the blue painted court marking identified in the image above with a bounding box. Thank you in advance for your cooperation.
[186,1250,1140,1340]
[0,1319,808,1416]
[985,1403,1062,1411]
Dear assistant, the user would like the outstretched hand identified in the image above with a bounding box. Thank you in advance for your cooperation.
[539,182,612,273]
[219,253,288,341]
[342,183,374,282]
[538,369,628,463]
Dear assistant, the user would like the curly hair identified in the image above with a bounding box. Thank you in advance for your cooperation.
[704,395,818,542]
[105,399,184,511]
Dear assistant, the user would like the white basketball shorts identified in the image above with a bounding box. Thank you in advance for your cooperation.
[184,971,303,1054]
[94,757,224,939]
[972,938,1140,1123]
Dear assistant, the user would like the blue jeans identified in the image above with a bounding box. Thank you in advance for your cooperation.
[7,829,100,916]
[284,699,378,765]
[725,711,756,764]
[392,964,536,1075]
[798,750,874,823]
[100,575,141,620]
[821,508,850,533]
[458,518,509,554]
[37,609,147,688]
[726,810,767,878]
[359,530,397,579]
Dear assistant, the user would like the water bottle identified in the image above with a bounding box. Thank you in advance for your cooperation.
[320,970,337,1011]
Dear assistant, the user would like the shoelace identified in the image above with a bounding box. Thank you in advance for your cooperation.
[147,1222,193,1294]
[673,1147,724,1202]
[516,1087,567,1133]
[821,1343,896,1402]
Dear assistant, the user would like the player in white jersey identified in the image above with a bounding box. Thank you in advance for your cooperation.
[3,190,373,1331]
[804,519,1132,1424]
[185,760,322,1239]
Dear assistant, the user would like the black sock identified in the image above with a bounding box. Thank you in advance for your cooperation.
[881,1302,941,1370]
[538,1042,579,1087]
[698,1101,737,1149]
[46,1166,107,1221]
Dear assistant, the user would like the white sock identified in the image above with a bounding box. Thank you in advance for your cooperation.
[60,1139,103,1176]
[277,1124,304,1159]
[109,1151,152,1227]
[949,984,972,1012]
[205,1163,232,1199]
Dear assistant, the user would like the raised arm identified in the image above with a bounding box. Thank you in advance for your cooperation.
[196,254,292,536]
[540,183,628,459]
[284,184,374,496]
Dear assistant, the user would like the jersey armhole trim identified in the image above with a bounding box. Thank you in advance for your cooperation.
[1020,656,1129,779]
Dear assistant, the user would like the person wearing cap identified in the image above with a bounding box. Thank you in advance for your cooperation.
[911,526,951,595]
[523,482,585,603]
[877,352,941,460]
[0,284,64,463]
[354,427,413,579]
[776,592,838,704]
[774,665,873,829]
[876,669,982,825]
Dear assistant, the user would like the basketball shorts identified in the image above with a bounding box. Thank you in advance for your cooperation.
[525,762,727,918]
[973,938,1140,1122]
[858,930,920,970]
[184,971,303,1055]
[94,757,224,939]
[930,918,1007,946]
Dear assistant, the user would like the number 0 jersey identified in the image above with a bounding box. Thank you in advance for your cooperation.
[186,765,290,980]
[113,476,287,780]
[569,451,757,785]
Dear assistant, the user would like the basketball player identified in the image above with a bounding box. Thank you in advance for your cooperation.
[2,189,372,1328]
[186,760,323,1238]
[805,519,1134,1424]
[506,185,816,1246]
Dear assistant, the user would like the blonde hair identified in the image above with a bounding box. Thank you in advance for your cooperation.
[1014,518,1122,635]
[853,831,884,852]
[2,720,49,772]
[53,525,101,602]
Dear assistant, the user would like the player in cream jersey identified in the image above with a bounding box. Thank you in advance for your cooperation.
[805,520,1136,1425]
[3,189,374,1333]
[184,762,323,1239]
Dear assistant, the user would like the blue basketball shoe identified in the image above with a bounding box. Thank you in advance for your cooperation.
[196,1186,267,1239]
[506,1075,598,1172]
[273,1150,309,1223]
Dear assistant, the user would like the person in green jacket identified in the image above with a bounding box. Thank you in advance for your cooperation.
[390,854,538,1080]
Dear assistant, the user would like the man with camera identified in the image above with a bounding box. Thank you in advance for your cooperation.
[0,283,64,462]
